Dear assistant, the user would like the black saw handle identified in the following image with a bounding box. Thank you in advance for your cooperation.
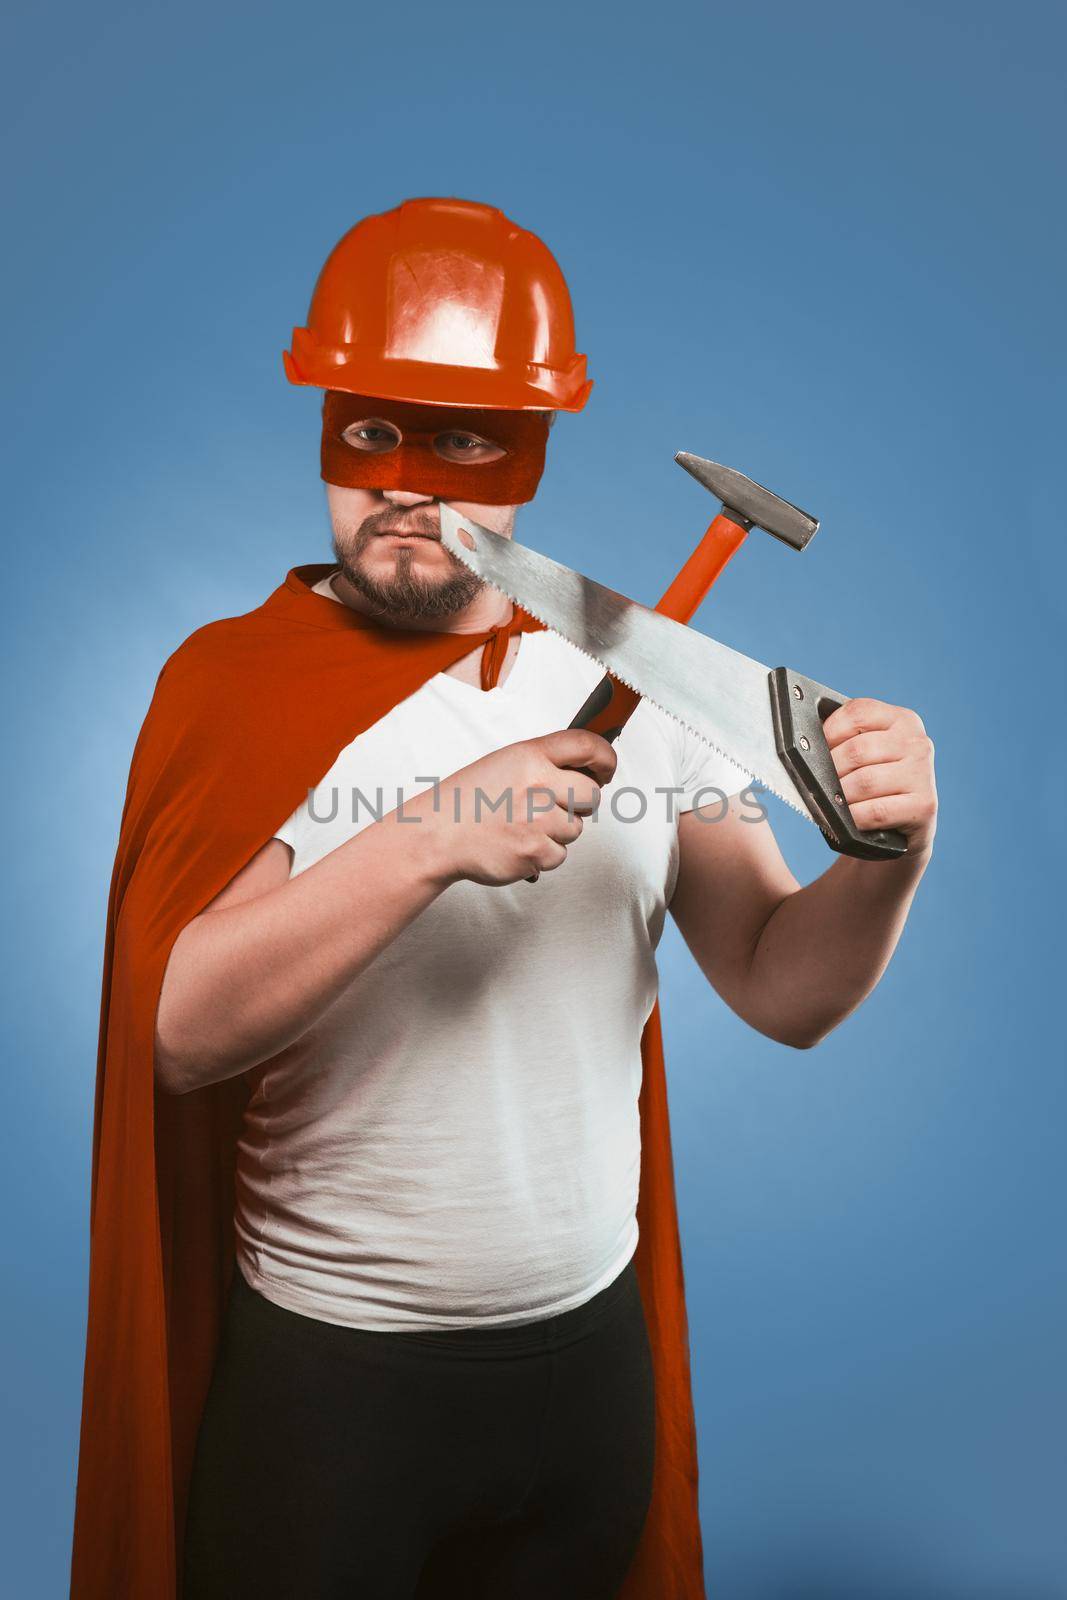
[523,677,626,882]
[768,667,908,862]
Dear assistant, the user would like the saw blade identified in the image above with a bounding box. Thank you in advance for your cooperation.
[438,505,820,821]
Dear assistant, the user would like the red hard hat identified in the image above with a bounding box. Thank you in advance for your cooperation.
[283,197,592,412]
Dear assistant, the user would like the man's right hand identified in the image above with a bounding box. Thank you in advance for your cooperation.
[155,730,616,1094]
[411,729,618,888]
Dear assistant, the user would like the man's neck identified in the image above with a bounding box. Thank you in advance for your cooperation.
[328,568,513,636]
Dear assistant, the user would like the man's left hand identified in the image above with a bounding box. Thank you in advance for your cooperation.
[822,698,938,858]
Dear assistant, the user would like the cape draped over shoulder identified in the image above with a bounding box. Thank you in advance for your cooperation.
[69,564,707,1598]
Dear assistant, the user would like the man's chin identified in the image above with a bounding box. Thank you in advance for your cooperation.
[337,554,483,621]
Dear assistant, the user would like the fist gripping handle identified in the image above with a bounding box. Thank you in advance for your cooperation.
[521,678,635,883]
[768,668,908,861]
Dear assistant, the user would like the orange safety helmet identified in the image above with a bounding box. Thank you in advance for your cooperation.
[283,197,592,412]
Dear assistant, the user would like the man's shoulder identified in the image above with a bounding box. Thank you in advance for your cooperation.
[157,594,288,686]
[128,597,298,785]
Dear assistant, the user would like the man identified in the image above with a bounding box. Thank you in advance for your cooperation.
[70,197,936,1600]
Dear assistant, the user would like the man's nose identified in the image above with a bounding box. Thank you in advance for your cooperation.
[382,489,435,508]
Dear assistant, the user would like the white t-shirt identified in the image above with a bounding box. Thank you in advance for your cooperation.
[233,573,750,1331]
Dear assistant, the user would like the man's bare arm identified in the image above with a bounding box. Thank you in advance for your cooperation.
[670,697,936,1049]
[154,822,444,1095]
[154,729,614,1094]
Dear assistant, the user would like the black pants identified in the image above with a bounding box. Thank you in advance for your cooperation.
[182,1257,656,1599]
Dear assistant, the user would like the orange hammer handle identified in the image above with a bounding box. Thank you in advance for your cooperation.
[573,511,750,738]
[576,676,644,739]
[654,511,749,624]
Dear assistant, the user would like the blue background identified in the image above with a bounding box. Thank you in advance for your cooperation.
[3,1,1064,1594]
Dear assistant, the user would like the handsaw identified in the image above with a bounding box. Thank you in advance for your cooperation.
[438,505,907,863]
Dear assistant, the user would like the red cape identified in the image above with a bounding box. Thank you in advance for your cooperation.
[69,564,707,1597]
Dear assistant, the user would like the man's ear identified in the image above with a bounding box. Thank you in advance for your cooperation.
[545,411,557,430]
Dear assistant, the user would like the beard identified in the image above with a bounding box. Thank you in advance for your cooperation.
[331,505,486,621]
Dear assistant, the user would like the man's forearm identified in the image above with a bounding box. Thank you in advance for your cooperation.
[155,809,450,1094]
[745,847,932,1048]
[154,727,614,1095]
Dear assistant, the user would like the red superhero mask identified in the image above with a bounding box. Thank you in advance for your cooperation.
[320,391,549,505]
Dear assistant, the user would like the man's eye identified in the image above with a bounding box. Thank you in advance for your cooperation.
[434,432,506,464]
[341,420,401,453]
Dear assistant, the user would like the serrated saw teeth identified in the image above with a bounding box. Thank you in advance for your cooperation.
[500,589,805,819]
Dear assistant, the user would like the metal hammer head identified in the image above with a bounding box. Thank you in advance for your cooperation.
[675,452,819,551]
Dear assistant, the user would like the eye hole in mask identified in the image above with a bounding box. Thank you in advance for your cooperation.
[321,391,549,504]
[340,418,508,466]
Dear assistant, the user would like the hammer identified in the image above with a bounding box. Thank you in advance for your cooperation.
[569,453,820,739]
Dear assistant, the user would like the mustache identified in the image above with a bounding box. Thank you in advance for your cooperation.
[359,507,440,540]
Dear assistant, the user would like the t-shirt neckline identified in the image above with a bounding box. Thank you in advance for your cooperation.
[432,631,534,701]
[310,567,535,699]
